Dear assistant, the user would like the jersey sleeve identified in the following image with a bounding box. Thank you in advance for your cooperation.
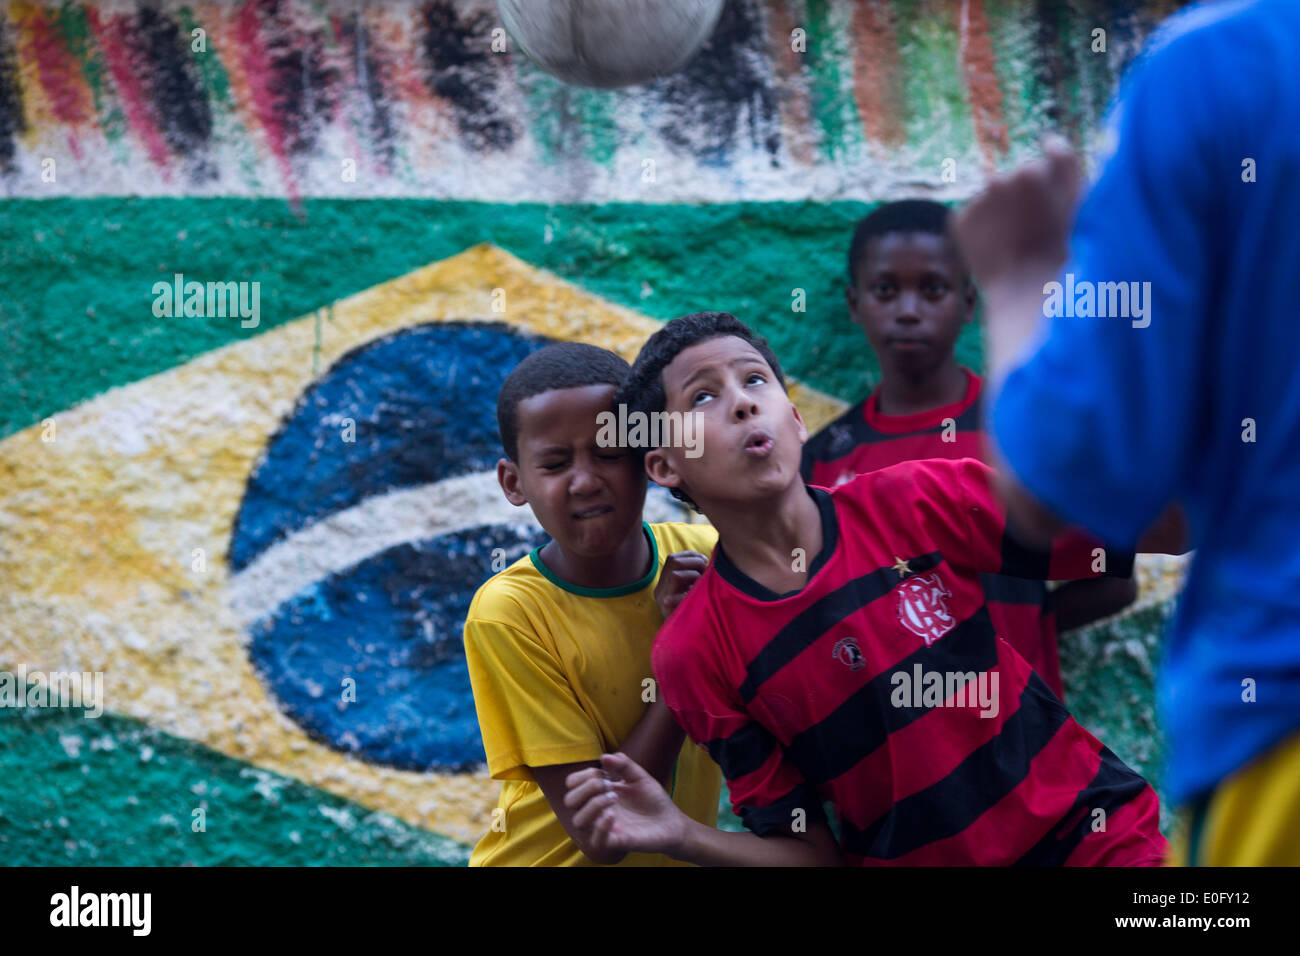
[879,458,1134,580]
[652,613,826,836]
[662,520,720,558]
[992,24,1226,547]
[463,614,603,781]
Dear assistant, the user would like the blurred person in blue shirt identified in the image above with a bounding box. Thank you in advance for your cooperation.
[954,0,1300,865]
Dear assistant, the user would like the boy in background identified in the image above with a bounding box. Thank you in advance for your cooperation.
[463,342,720,866]
[801,200,1136,700]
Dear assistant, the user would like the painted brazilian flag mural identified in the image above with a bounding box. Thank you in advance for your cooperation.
[1,0,1191,865]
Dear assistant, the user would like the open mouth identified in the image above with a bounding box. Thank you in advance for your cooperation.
[743,429,775,457]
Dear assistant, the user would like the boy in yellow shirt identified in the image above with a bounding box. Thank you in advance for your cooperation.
[463,342,721,866]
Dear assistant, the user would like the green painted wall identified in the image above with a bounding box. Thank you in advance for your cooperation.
[0,707,469,866]
[0,198,984,441]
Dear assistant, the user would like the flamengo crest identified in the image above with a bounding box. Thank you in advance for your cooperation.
[896,572,955,646]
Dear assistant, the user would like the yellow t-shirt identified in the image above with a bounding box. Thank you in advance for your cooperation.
[464,521,721,866]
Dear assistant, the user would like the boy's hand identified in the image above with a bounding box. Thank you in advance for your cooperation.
[564,753,690,857]
[957,139,1086,434]
[654,550,709,618]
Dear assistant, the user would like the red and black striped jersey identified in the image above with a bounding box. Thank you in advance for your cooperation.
[653,458,1164,866]
[800,369,1066,699]
[801,368,987,488]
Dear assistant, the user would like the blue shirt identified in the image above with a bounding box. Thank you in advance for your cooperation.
[992,0,1300,803]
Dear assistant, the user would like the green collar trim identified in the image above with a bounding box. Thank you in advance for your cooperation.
[529,522,659,598]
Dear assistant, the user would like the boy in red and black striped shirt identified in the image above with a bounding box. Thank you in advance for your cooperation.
[563,312,1170,866]
[801,200,1136,700]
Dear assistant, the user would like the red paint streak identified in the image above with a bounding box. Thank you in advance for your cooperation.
[957,0,1009,171]
[14,3,93,158]
[233,0,298,204]
[197,3,258,149]
[851,0,905,151]
[766,0,813,166]
[378,6,435,107]
[86,8,172,175]
[377,4,446,171]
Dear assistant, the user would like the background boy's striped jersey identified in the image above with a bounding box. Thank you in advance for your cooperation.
[800,369,1066,700]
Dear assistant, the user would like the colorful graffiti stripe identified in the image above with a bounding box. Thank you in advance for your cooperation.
[0,243,846,851]
[0,0,1187,199]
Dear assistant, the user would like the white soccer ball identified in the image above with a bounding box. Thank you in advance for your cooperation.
[498,0,725,89]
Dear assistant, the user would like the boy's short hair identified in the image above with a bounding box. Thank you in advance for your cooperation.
[617,311,786,511]
[496,342,631,461]
[846,199,963,287]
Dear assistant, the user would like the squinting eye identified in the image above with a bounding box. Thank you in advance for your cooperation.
[541,461,565,471]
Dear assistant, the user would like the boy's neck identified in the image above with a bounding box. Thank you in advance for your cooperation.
[876,360,968,417]
[539,524,652,591]
[703,480,824,597]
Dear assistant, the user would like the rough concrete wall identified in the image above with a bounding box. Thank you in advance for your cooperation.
[1,0,1191,865]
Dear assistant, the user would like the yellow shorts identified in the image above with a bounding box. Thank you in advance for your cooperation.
[1173,728,1300,866]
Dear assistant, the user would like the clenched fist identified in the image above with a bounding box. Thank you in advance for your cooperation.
[654,550,709,618]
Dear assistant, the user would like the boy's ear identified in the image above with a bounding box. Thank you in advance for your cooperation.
[845,283,866,329]
[644,447,682,492]
[790,400,809,445]
[496,457,528,507]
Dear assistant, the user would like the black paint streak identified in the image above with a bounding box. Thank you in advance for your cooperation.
[1034,0,1073,141]
[421,0,518,152]
[0,17,25,175]
[132,6,215,181]
[341,14,395,169]
[653,0,780,163]
[255,0,341,158]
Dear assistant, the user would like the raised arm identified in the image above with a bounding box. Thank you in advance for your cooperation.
[955,28,1220,549]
